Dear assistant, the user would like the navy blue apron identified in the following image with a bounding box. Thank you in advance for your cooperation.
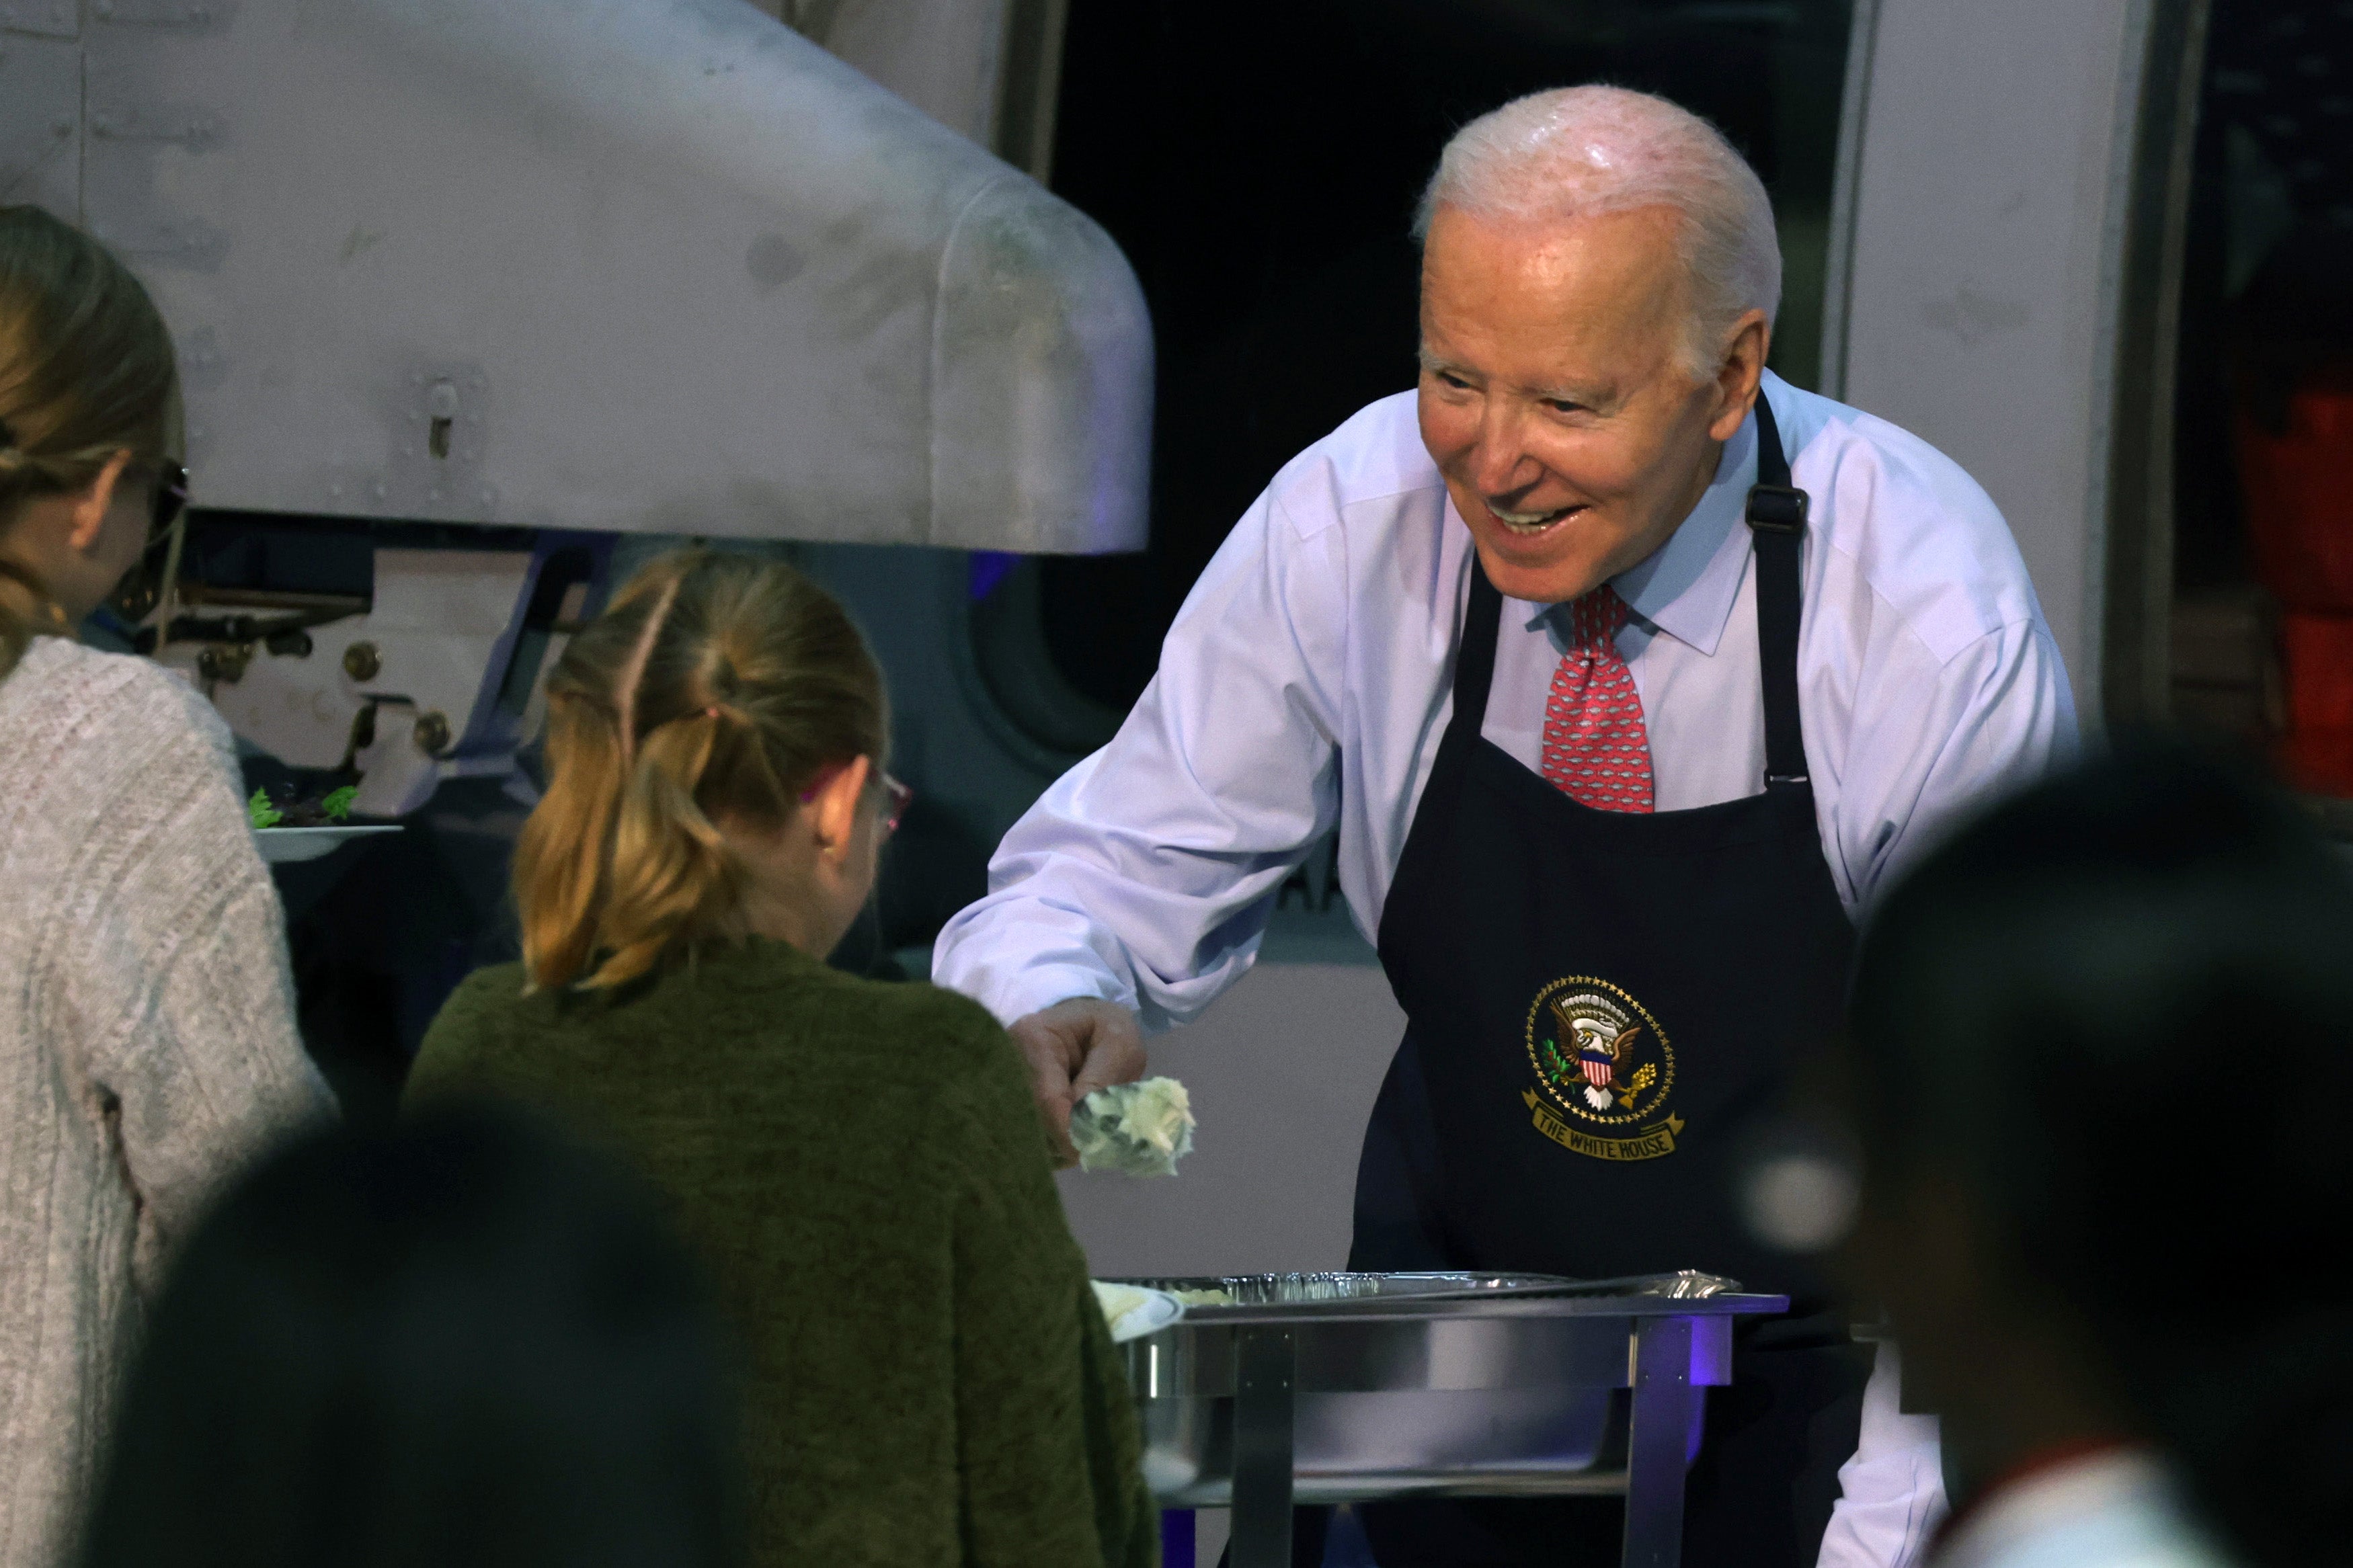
[1348,397,1871,1568]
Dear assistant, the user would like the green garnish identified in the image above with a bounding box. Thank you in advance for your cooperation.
[247,789,284,830]
[320,784,358,822]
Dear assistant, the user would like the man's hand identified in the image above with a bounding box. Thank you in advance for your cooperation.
[1008,997,1148,1167]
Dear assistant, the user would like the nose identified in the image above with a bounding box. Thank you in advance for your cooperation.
[1464,405,1541,500]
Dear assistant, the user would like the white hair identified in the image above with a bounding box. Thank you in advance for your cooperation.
[1414,86,1782,376]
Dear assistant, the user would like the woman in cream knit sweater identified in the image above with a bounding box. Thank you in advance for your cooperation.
[0,206,335,1568]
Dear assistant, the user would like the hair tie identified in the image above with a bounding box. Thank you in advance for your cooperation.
[706,705,723,720]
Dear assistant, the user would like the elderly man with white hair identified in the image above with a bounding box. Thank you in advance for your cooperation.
[936,84,2071,1568]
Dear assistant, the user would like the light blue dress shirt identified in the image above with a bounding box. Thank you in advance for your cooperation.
[933,370,2078,1568]
[934,372,2078,1032]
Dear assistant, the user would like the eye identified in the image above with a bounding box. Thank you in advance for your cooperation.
[1434,370,1472,390]
[1542,397,1587,415]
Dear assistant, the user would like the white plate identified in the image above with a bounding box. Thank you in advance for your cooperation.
[1098,1284,1185,1344]
[253,825,404,864]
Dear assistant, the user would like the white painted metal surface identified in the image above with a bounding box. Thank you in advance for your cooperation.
[4,0,1148,552]
[1824,0,2158,716]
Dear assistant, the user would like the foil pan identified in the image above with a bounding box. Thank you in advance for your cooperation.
[1133,1269,1742,1315]
[1112,1269,1786,1509]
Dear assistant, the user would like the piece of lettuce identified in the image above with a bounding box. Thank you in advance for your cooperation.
[1071,1077,1196,1178]
[247,789,284,830]
[320,784,358,822]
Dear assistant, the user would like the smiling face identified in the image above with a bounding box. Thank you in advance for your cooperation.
[1416,203,1765,604]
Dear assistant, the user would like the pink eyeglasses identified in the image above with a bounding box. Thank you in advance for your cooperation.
[801,764,913,836]
[879,772,914,835]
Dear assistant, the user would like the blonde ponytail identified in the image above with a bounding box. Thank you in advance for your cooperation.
[0,206,178,682]
[592,713,751,987]
[514,551,888,991]
[513,696,631,988]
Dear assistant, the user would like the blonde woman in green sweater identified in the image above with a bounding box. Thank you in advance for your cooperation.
[407,550,1156,1568]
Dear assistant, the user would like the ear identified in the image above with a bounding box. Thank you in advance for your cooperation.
[809,754,873,861]
[65,450,136,553]
[1706,309,1771,443]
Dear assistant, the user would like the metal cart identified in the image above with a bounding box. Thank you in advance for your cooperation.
[1114,1273,1789,1568]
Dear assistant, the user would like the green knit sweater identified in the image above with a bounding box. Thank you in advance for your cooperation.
[407,940,1158,1568]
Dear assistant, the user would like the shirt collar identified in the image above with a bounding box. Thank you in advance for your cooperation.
[1519,400,1759,658]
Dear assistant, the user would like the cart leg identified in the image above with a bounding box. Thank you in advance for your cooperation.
[1620,1315,1696,1568]
[1230,1326,1296,1568]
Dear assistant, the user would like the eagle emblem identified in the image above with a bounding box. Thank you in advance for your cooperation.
[1556,1000,1644,1112]
[1524,979,1675,1131]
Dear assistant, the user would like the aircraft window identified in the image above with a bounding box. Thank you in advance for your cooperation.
[2165,0,2353,820]
[1008,0,1857,717]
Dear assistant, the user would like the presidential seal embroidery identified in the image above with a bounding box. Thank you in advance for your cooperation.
[1522,977,1684,1161]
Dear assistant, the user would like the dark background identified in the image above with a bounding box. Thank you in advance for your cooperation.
[1033,0,1854,711]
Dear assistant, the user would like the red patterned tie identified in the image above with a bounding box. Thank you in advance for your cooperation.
[1540,586,1656,813]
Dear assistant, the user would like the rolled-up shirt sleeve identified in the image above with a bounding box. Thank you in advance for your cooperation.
[932,487,1350,1030]
[1817,1343,1947,1568]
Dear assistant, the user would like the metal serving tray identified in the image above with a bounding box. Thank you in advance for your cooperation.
[1112,1272,1789,1568]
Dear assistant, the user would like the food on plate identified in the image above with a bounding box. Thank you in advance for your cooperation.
[247,784,360,829]
[1071,1077,1195,1178]
[1090,1280,1152,1333]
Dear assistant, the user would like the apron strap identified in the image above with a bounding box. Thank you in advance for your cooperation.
[1745,393,1810,790]
[1453,549,1505,733]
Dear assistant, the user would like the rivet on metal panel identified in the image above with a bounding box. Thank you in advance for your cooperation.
[412,710,452,757]
[342,641,381,682]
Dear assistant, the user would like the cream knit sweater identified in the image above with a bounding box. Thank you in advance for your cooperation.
[0,637,335,1568]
